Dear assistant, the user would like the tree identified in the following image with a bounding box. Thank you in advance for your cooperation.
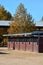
[8,3,35,34]
[0,5,12,20]
[0,27,8,42]
[41,16,43,21]
[0,5,12,43]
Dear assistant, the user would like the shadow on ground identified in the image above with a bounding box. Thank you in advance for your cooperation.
[0,52,9,54]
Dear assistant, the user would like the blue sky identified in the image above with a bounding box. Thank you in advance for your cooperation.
[0,0,43,21]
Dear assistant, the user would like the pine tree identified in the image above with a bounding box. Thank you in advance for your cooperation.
[8,3,35,34]
[0,5,12,20]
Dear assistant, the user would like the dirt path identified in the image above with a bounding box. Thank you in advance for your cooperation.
[0,47,43,65]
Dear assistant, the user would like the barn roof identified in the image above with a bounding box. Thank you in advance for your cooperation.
[34,21,43,27]
[32,30,43,35]
[3,33,31,37]
[3,31,43,37]
[0,21,10,26]
[31,30,43,37]
[0,21,43,27]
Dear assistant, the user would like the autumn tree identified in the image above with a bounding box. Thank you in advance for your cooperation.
[8,3,35,34]
[0,5,12,20]
[0,5,12,43]
[0,5,12,36]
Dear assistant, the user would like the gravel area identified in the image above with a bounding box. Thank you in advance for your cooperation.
[0,47,43,65]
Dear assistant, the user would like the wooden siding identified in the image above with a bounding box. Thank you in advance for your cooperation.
[7,37,39,52]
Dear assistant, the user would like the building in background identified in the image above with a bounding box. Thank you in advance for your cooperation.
[0,21,43,53]
[3,31,43,53]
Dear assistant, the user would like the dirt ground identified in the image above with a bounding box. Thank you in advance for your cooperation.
[0,47,43,65]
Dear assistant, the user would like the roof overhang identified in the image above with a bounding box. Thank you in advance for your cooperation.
[3,33,32,37]
[3,31,43,37]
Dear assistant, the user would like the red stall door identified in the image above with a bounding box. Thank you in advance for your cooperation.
[33,42,38,52]
[20,42,25,51]
[10,42,14,50]
[15,42,20,50]
[25,42,29,51]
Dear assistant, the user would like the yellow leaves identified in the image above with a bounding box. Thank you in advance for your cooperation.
[0,5,12,20]
[8,3,35,34]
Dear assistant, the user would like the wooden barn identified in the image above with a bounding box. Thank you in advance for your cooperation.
[3,31,43,53]
[0,21,43,52]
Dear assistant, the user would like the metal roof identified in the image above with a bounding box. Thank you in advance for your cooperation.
[0,21,10,26]
[3,31,43,36]
[32,30,43,34]
[34,21,43,27]
[3,33,31,37]
[0,21,43,27]
[3,31,43,37]
[31,31,43,37]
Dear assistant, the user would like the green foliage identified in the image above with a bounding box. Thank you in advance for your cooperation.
[0,5,12,20]
[8,3,35,33]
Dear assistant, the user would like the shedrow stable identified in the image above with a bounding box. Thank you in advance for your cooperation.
[0,21,43,53]
[3,31,43,53]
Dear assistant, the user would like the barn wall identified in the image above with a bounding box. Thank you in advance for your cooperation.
[7,37,39,52]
